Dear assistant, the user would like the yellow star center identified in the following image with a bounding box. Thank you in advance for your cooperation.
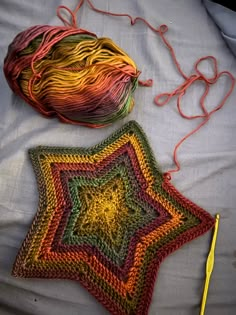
[74,176,131,249]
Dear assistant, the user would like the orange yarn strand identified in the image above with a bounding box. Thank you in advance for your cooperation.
[70,0,235,177]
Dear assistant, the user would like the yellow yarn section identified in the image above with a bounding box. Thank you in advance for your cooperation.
[19,37,137,108]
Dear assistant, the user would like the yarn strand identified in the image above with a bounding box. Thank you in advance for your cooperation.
[157,58,235,179]
[4,0,235,137]
[69,0,235,178]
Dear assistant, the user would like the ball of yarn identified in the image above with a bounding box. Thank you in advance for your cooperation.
[4,25,140,128]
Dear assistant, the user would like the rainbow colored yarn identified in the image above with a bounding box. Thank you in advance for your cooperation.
[4,25,139,128]
[12,121,215,315]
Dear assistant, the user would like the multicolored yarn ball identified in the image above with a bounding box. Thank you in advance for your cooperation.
[3,22,141,128]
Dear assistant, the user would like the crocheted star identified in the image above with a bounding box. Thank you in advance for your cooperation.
[12,121,215,315]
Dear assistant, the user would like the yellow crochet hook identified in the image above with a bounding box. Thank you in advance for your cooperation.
[200,214,220,315]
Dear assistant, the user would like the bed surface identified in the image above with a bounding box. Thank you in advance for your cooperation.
[0,1,236,314]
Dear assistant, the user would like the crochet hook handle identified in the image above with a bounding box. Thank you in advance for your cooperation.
[200,214,220,315]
